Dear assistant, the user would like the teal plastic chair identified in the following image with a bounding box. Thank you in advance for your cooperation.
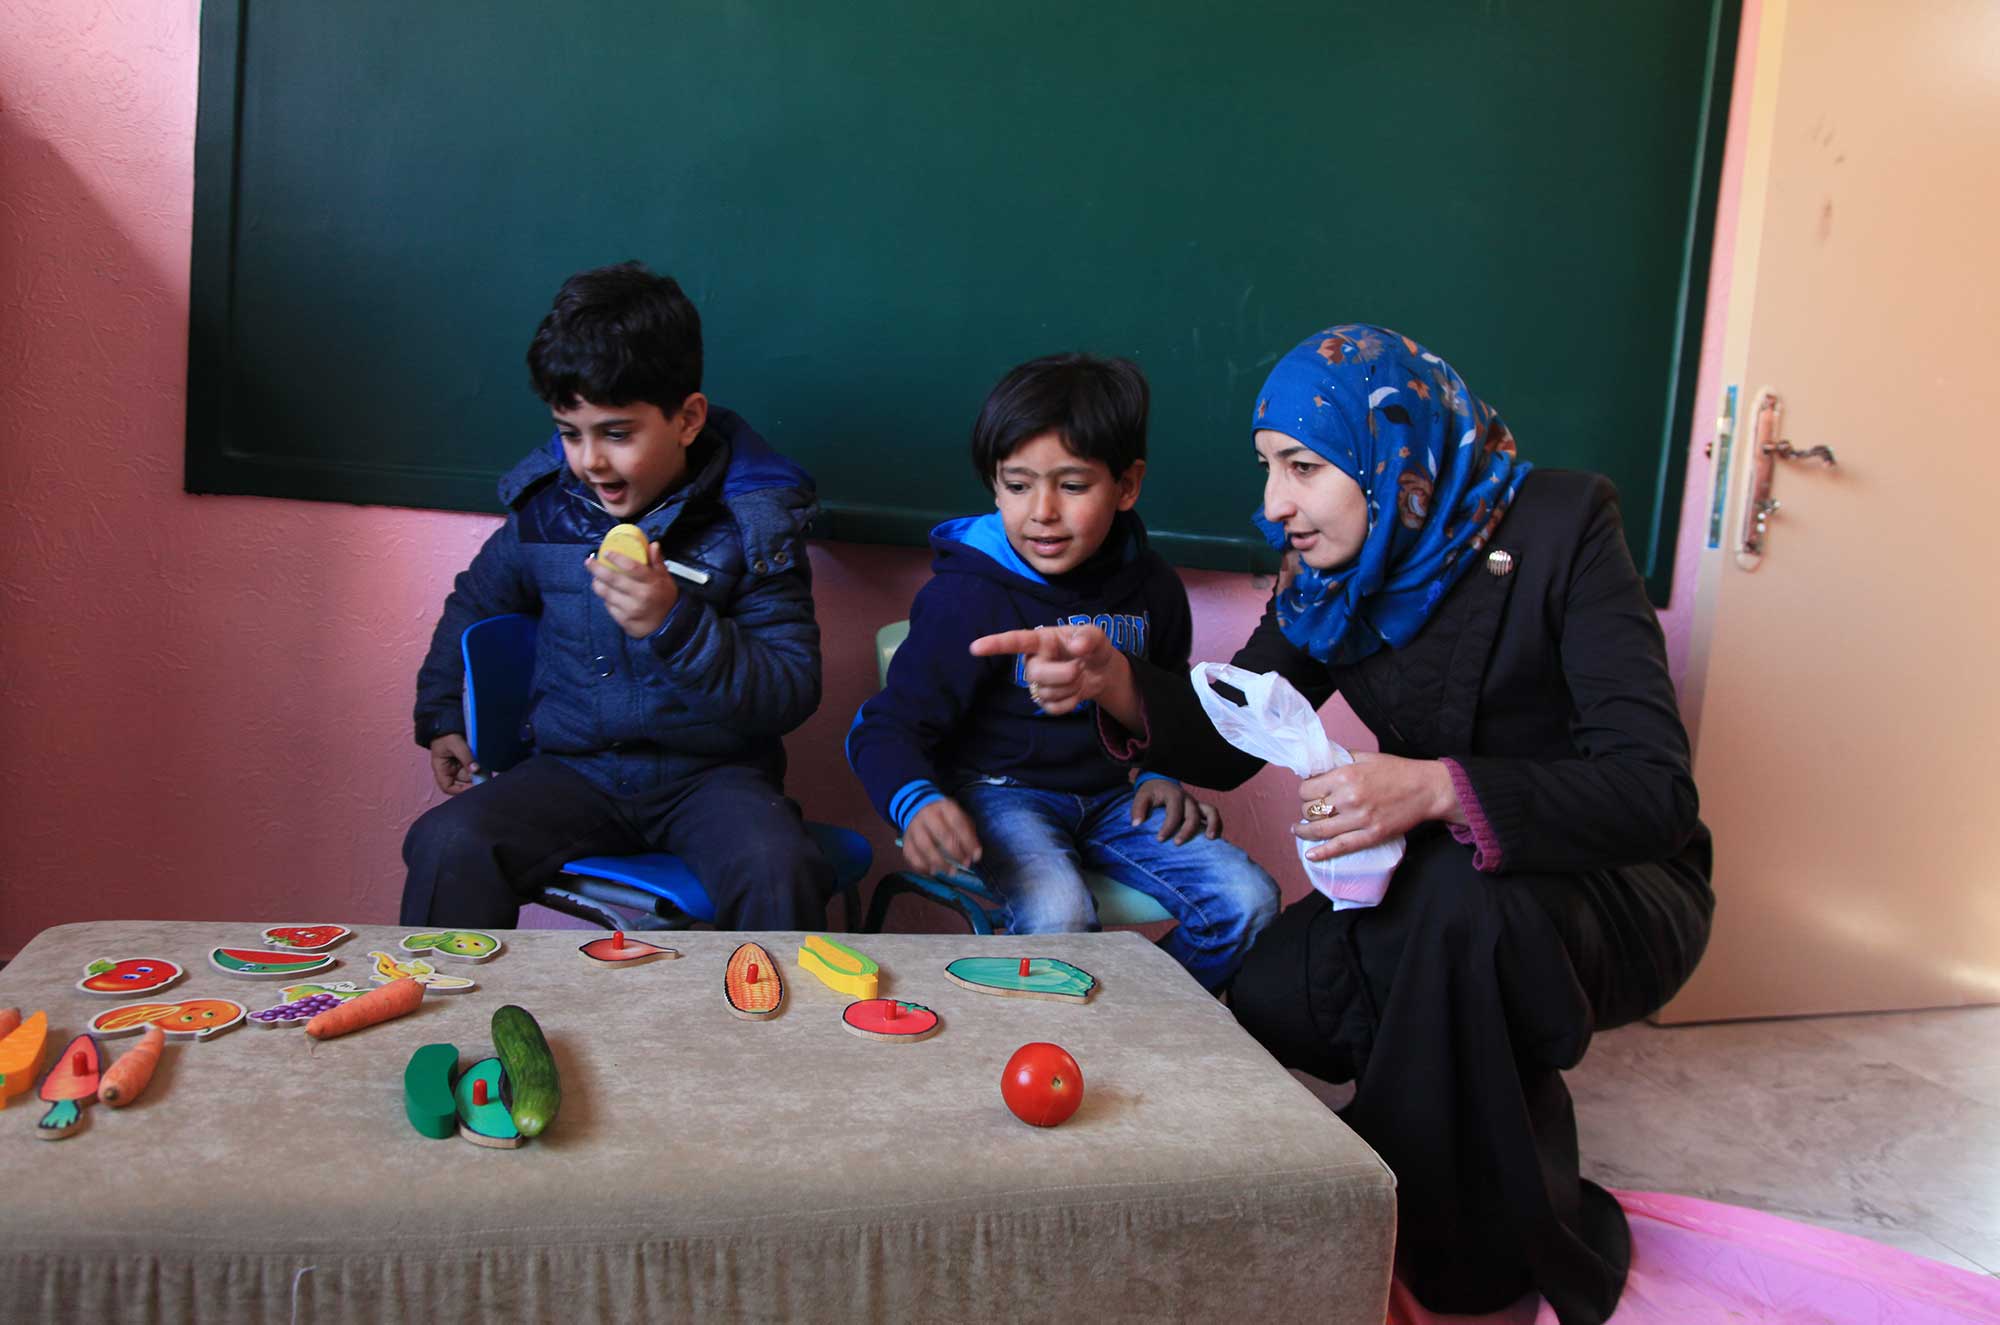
[859,621,1174,935]
[461,614,871,931]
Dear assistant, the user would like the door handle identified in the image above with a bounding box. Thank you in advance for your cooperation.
[1736,390,1839,571]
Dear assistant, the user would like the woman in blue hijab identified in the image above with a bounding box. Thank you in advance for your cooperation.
[975,325,1713,1325]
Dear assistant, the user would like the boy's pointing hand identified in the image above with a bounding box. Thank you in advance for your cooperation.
[969,624,1124,717]
[588,540,680,639]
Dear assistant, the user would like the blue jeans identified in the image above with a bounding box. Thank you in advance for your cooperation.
[954,778,1280,991]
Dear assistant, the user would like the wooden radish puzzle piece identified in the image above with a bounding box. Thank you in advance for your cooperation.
[578,932,679,965]
[208,947,338,979]
[943,956,1098,1003]
[0,1010,50,1109]
[797,935,879,999]
[90,998,248,1040]
[36,1034,102,1140]
[399,930,504,963]
[76,956,184,997]
[841,998,941,1044]
[367,950,476,993]
[261,924,352,951]
[724,942,785,1020]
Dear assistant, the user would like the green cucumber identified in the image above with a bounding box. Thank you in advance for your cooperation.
[491,1005,559,1138]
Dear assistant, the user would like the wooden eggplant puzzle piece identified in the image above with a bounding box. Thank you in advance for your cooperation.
[404,1043,460,1140]
[37,1034,102,1140]
[797,935,879,999]
[943,956,1098,1003]
[454,1056,524,1149]
[724,942,785,1020]
[841,998,941,1044]
[0,1011,50,1109]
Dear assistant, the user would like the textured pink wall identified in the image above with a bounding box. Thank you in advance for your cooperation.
[0,1,1754,957]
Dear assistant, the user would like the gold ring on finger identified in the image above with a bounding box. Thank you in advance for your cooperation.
[1305,800,1335,821]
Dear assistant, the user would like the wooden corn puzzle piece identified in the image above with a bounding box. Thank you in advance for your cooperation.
[366,950,476,993]
[260,924,352,951]
[36,1034,102,1140]
[841,998,941,1044]
[724,942,784,1020]
[578,933,679,965]
[76,956,184,997]
[90,998,248,1040]
[454,1055,524,1149]
[207,947,339,980]
[0,1010,50,1109]
[797,935,879,1000]
[943,956,1098,1004]
[399,930,504,963]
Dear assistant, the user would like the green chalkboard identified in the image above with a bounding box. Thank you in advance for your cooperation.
[189,0,1736,600]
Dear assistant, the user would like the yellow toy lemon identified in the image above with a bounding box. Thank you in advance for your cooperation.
[597,523,650,571]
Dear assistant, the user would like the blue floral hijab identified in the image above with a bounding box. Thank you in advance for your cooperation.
[1253,324,1530,665]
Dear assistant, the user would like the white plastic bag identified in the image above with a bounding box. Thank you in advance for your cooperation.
[1190,662,1403,909]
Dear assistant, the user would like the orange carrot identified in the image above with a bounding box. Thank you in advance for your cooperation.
[100,1024,163,1107]
[0,1008,19,1038]
[305,977,424,1040]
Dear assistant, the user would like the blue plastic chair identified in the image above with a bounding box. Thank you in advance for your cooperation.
[858,621,1174,935]
[461,614,871,931]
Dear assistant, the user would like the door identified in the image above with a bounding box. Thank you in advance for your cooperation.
[1659,0,2000,1021]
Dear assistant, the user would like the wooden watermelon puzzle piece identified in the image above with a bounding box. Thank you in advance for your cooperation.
[403,1043,459,1140]
[454,1056,524,1148]
[76,956,184,997]
[90,998,247,1040]
[578,933,679,965]
[943,956,1098,1003]
[36,1034,102,1140]
[797,935,880,999]
[207,947,338,979]
[724,942,784,1020]
[0,1010,50,1108]
[841,998,941,1043]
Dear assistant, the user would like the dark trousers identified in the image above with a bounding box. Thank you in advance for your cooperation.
[1230,825,1712,1325]
[399,755,833,931]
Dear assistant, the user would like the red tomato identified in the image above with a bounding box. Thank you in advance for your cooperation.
[1001,1042,1084,1127]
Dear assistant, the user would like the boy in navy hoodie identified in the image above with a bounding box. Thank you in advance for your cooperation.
[847,354,1277,989]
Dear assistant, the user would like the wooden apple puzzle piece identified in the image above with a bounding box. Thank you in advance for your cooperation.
[36,1034,102,1140]
[597,523,650,570]
[249,982,369,1028]
[400,930,503,963]
[76,956,184,998]
[367,950,476,993]
[943,956,1098,1004]
[455,1056,524,1149]
[0,1010,50,1109]
[797,935,879,1000]
[207,947,338,980]
[261,924,351,952]
[90,998,248,1040]
[841,998,941,1044]
[578,932,679,965]
[403,1043,459,1140]
[725,942,784,1020]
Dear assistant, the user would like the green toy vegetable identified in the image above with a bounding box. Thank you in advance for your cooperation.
[491,1005,559,1138]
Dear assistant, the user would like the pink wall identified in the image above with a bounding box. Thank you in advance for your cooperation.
[0,1,1752,958]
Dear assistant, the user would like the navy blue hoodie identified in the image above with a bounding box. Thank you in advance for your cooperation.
[846,510,1191,832]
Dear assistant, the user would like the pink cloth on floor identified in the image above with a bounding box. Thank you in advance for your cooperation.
[1386,1189,2000,1324]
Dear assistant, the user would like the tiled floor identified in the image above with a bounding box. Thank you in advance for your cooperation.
[1296,1004,2000,1277]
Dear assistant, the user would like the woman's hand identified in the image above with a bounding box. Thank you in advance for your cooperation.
[968,625,1142,729]
[1293,753,1463,860]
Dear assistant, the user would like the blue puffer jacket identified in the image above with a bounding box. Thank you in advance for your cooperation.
[412,407,822,795]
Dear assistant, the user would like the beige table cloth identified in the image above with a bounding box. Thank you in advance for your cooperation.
[0,922,1394,1323]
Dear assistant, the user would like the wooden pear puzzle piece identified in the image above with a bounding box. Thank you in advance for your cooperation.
[943,956,1098,1003]
[455,1056,524,1149]
[399,930,503,963]
[404,1043,459,1140]
[37,1035,103,1140]
[598,523,650,570]
[841,998,941,1044]
[76,956,184,997]
[724,942,784,1020]
[578,932,679,965]
[797,935,879,1000]
[0,1010,50,1109]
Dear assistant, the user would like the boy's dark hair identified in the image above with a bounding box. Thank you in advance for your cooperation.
[526,261,702,410]
[970,353,1150,487]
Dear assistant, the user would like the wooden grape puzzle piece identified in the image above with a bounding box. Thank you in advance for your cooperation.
[260,924,352,951]
[207,947,338,979]
[36,1034,102,1140]
[75,956,184,998]
[597,523,650,570]
[366,950,476,993]
[797,935,879,1000]
[399,930,504,963]
[249,982,369,1028]
[724,942,784,1020]
[841,998,941,1044]
[454,1056,524,1148]
[943,956,1098,1003]
[403,1043,459,1140]
[90,998,248,1040]
[578,932,679,965]
[0,1010,50,1109]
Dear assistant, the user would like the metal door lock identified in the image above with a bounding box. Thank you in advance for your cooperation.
[1736,390,1840,571]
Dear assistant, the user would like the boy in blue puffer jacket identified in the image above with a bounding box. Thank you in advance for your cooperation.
[401,262,831,929]
[845,354,1278,990]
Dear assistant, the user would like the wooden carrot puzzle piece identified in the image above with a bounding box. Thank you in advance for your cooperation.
[208,947,338,979]
[943,956,1098,1003]
[724,942,784,1020]
[403,1043,460,1140]
[36,1034,102,1140]
[841,998,941,1044]
[76,956,184,997]
[797,935,879,999]
[454,1056,524,1149]
[90,998,247,1040]
[578,932,679,965]
[399,930,503,963]
[0,1010,50,1109]
[261,924,352,951]
[367,950,476,993]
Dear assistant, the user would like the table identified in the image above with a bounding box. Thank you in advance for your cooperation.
[0,922,1394,1323]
